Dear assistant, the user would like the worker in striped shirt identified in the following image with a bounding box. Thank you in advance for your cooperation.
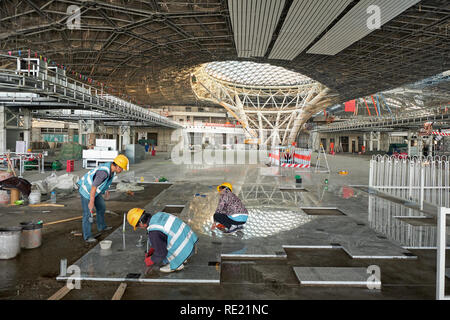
[212,183,248,233]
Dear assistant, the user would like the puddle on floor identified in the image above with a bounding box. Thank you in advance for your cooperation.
[301,208,346,216]
[368,194,450,248]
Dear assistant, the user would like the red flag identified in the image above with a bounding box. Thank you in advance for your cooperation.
[345,100,356,112]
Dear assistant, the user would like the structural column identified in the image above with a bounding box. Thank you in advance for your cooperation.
[119,125,131,151]
[23,108,32,150]
[377,132,381,151]
[369,132,374,152]
[407,131,412,156]
[78,120,95,146]
[0,106,6,152]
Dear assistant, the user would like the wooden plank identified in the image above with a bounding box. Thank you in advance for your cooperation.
[111,282,127,300]
[44,214,96,226]
[29,203,65,207]
[48,285,72,300]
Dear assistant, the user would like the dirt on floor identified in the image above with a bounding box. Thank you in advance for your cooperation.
[0,184,170,300]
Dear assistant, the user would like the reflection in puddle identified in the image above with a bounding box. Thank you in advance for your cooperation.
[368,194,449,248]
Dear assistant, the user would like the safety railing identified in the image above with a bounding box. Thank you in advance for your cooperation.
[369,155,450,210]
[315,107,450,132]
[0,54,181,128]
[436,207,449,300]
[0,151,45,176]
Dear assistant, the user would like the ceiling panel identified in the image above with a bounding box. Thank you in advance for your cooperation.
[269,0,352,60]
[228,0,285,58]
[307,0,421,55]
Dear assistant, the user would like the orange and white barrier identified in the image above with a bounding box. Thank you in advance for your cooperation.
[270,148,312,168]
[268,149,280,165]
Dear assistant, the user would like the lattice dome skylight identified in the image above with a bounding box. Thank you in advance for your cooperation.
[204,61,313,87]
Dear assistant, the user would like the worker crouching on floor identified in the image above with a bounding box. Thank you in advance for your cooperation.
[77,154,129,243]
[127,208,198,273]
[212,183,248,233]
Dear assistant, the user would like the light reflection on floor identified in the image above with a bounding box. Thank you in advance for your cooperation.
[193,206,315,240]
[368,194,449,248]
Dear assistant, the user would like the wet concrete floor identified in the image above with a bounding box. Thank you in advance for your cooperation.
[1,152,449,299]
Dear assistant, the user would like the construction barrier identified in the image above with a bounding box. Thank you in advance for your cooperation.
[431,131,450,136]
[268,149,280,166]
[269,147,312,168]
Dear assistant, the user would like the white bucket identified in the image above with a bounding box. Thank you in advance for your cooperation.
[28,191,41,205]
[0,227,22,259]
[0,190,9,204]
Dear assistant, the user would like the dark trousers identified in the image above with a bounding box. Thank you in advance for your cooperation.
[213,213,245,229]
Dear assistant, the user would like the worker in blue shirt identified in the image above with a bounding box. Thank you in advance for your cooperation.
[77,154,129,243]
[127,208,198,273]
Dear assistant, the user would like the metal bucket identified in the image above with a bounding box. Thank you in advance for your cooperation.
[20,222,43,249]
[0,227,22,259]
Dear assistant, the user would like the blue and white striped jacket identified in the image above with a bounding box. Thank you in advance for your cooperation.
[147,212,198,270]
[77,163,115,200]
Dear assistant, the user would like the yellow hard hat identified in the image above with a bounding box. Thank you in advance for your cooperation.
[217,182,232,193]
[113,154,129,170]
[127,208,144,231]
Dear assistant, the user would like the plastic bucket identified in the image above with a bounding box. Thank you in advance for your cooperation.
[19,222,43,249]
[0,190,10,204]
[0,227,22,259]
[28,191,41,205]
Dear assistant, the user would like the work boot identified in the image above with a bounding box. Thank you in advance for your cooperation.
[85,237,97,243]
[160,263,184,273]
[100,226,113,232]
[224,225,243,234]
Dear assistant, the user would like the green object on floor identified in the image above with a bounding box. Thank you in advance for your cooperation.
[15,200,24,205]
[51,160,62,171]
[158,177,167,182]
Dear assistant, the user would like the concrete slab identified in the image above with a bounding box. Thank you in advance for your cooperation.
[293,267,381,287]
[56,224,221,284]
[55,157,441,286]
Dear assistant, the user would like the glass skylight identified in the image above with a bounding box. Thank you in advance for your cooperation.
[204,61,313,87]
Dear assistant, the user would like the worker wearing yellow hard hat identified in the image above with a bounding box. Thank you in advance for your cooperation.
[212,182,248,233]
[77,154,129,243]
[126,207,198,273]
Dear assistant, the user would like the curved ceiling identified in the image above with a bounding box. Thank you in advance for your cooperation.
[0,0,448,108]
[204,61,314,87]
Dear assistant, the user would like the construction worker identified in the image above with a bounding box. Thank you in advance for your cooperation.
[77,154,129,243]
[212,183,248,233]
[127,208,198,273]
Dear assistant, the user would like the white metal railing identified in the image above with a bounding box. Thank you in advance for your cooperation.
[0,151,46,176]
[369,155,450,210]
[315,107,449,132]
[436,207,449,300]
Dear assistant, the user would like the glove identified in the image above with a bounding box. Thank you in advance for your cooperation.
[145,247,155,258]
[144,254,154,267]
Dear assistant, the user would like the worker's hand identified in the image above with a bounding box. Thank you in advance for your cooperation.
[88,201,95,213]
[104,190,110,200]
[145,247,155,258]
[144,254,154,267]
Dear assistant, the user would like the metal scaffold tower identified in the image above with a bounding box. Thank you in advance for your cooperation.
[191,62,334,147]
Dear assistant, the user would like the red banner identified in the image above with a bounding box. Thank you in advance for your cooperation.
[344,100,356,112]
